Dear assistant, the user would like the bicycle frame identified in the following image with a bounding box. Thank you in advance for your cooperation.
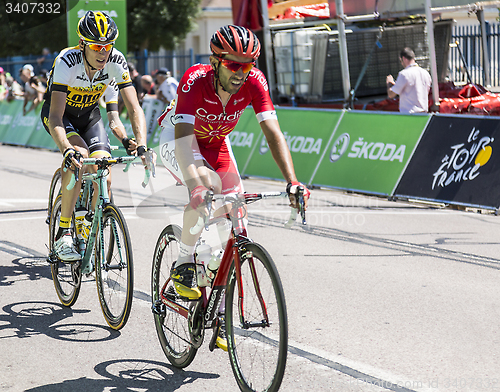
[159,194,282,330]
[76,168,109,275]
[73,157,133,275]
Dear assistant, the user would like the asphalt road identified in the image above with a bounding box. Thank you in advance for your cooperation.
[1,144,500,392]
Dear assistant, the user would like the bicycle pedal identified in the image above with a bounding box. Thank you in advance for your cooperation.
[47,253,58,264]
[152,300,166,316]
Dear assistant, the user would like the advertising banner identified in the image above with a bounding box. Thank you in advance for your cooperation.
[240,108,343,183]
[1,100,39,145]
[310,111,429,195]
[142,98,166,144]
[0,100,18,140]
[394,115,500,208]
[26,109,57,150]
[67,0,127,55]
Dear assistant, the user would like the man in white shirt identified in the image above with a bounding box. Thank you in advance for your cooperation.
[155,67,179,106]
[386,47,431,113]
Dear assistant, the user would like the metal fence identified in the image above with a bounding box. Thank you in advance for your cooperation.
[449,22,500,87]
[0,49,212,84]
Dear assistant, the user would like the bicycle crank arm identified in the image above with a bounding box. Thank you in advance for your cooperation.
[242,320,271,329]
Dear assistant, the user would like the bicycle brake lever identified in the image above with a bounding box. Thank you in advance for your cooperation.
[66,167,79,191]
[297,187,306,225]
[145,149,156,178]
[189,190,213,234]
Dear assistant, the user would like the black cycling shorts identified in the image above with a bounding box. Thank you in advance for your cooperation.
[41,104,111,156]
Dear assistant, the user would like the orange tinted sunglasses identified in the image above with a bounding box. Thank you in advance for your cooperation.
[86,42,114,52]
[218,57,255,73]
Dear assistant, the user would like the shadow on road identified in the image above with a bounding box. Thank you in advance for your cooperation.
[0,301,120,342]
[0,254,51,287]
[24,358,219,391]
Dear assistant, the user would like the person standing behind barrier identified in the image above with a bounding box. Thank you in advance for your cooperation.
[140,74,155,99]
[155,68,178,107]
[0,67,7,100]
[19,64,45,115]
[118,62,142,113]
[386,47,431,113]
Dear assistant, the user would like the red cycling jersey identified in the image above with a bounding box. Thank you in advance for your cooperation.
[159,63,277,149]
[158,63,277,194]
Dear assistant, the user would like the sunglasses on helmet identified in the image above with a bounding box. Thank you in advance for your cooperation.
[86,42,114,52]
[217,57,255,73]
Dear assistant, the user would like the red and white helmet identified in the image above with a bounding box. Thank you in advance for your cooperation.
[210,25,261,60]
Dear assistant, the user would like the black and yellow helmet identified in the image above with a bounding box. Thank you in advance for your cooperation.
[77,11,119,43]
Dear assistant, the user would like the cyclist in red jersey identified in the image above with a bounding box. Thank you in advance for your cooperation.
[158,25,310,304]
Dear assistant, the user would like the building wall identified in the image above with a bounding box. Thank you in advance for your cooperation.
[178,0,233,57]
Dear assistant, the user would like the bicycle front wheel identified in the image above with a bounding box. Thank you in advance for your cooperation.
[47,168,61,226]
[95,203,133,330]
[49,195,81,307]
[226,243,288,392]
[151,224,198,368]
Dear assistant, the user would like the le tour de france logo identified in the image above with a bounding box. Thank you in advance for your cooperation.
[431,127,493,190]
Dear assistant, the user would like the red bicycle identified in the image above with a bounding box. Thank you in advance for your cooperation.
[151,188,306,392]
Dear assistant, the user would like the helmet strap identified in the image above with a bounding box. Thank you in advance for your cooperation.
[214,62,229,93]
[82,45,98,71]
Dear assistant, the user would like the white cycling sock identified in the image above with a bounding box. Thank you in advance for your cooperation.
[176,242,195,266]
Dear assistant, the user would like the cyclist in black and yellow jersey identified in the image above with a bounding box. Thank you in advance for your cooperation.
[41,11,149,261]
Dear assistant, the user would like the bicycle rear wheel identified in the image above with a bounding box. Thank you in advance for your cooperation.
[151,224,198,368]
[49,195,81,307]
[95,203,133,330]
[226,243,288,392]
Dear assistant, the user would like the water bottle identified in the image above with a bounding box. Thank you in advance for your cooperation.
[196,242,212,287]
[206,249,223,285]
[82,212,93,242]
[74,207,87,240]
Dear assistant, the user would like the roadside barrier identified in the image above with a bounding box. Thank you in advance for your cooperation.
[2,98,500,210]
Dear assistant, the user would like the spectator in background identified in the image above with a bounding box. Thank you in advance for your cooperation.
[5,74,23,102]
[119,62,142,113]
[140,74,155,97]
[386,47,431,114]
[36,47,53,73]
[155,67,178,106]
[0,67,7,100]
[38,69,49,90]
[19,64,45,115]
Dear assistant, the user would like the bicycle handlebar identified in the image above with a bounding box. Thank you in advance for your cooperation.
[66,155,144,191]
[123,148,156,188]
[189,188,307,235]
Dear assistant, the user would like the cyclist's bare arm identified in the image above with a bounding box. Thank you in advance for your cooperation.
[260,118,308,209]
[48,91,81,166]
[107,110,138,153]
[120,85,147,148]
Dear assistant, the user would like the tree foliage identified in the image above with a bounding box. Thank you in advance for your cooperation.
[127,0,202,52]
[0,0,202,57]
[0,1,68,57]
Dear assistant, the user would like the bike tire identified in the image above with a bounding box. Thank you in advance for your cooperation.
[49,195,81,307]
[151,224,198,368]
[95,203,134,330]
[47,168,61,226]
[225,242,288,392]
